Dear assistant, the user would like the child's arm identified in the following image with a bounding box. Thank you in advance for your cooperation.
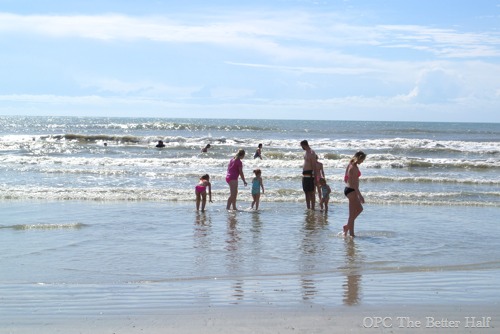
[208,182,213,202]
[260,177,264,193]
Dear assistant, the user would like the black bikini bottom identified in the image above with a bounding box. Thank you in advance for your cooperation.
[344,187,355,197]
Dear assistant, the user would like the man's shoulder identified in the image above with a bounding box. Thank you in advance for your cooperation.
[305,148,315,156]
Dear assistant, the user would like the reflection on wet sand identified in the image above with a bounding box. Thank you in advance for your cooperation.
[226,212,240,252]
[250,212,262,245]
[193,211,212,270]
[191,209,363,306]
[343,239,362,306]
[300,210,329,300]
[226,212,244,303]
[301,277,317,300]
[194,211,211,235]
[231,280,244,303]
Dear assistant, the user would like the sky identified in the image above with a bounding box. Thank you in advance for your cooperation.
[0,0,499,122]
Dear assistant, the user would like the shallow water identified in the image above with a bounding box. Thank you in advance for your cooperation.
[1,116,499,322]
[1,201,499,318]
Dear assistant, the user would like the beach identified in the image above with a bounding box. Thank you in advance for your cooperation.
[4,305,498,334]
[0,117,499,333]
[1,201,499,333]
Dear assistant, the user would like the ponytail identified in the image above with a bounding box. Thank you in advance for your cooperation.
[234,149,246,159]
[350,151,366,164]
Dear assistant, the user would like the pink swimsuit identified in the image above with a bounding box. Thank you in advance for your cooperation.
[195,185,206,193]
[344,165,361,183]
[195,180,208,193]
[226,158,242,183]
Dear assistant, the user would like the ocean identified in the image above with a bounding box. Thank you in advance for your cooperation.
[1,116,498,206]
[0,116,499,324]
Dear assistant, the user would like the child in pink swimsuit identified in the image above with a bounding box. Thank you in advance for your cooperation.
[195,174,212,211]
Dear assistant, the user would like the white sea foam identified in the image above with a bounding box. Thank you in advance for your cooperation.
[0,186,497,206]
[2,133,499,153]
[1,153,498,170]
[0,117,498,208]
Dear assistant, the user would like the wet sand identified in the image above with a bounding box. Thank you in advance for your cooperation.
[4,304,497,334]
[2,202,499,333]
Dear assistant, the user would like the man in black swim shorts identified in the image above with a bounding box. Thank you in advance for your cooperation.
[302,170,315,192]
[301,140,318,210]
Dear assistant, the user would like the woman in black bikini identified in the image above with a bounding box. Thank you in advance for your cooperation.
[343,151,366,237]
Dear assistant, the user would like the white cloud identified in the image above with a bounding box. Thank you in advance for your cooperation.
[0,94,108,104]
[77,77,200,97]
[209,87,255,99]
[376,25,500,58]
[0,91,497,122]
[1,11,499,61]
[226,62,383,75]
[407,67,465,103]
[0,9,499,122]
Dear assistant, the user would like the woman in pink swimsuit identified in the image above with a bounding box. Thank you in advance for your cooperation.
[226,149,247,210]
[343,151,366,237]
[195,174,212,211]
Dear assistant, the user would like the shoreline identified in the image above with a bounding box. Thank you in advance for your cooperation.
[2,200,499,333]
[3,304,497,334]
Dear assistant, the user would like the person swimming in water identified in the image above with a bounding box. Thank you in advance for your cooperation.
[201,144,211,153]
[254,143,263,159]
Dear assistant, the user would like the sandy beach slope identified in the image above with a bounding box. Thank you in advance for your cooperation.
[3,304,497,334]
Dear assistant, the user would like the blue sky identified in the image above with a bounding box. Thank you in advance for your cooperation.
[0,0,499,122]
